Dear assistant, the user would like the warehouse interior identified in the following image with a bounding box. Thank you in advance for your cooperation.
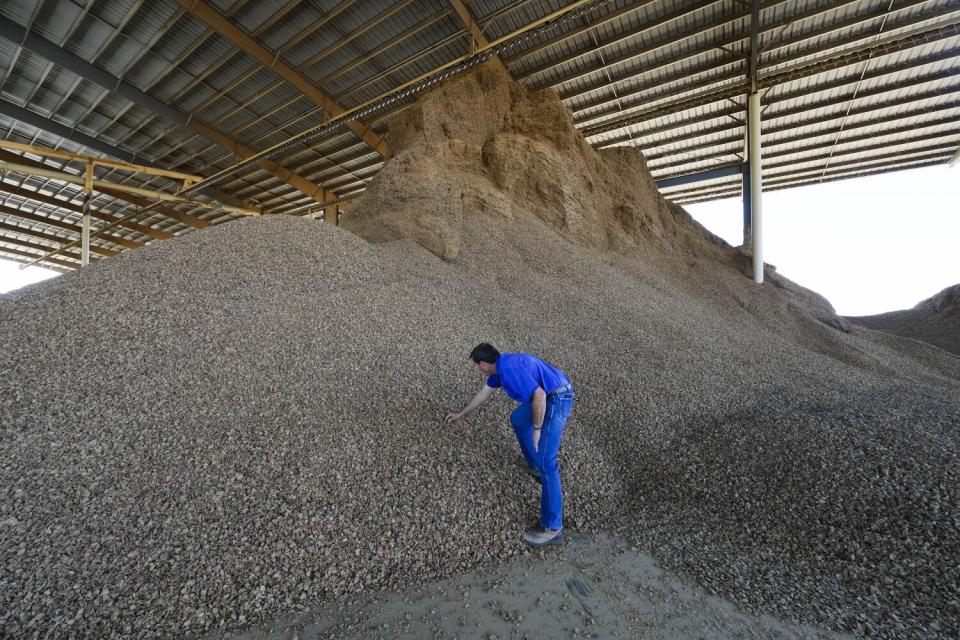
[1,1,958,639]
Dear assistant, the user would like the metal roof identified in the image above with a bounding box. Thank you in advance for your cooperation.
[0,0,957,271]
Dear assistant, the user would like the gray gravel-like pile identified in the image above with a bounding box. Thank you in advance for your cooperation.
[1,214,957,639]
[849,284,960,356]
[3,64,960,639]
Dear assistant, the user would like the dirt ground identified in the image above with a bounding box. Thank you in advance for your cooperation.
[221,533,851,640]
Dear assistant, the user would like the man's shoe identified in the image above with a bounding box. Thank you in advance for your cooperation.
[522,528,564,548]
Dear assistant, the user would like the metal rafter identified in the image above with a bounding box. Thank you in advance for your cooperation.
[0,242,79,270]
[502,0,663,66]
[566,0,935,121]
[298,0,419,72]
[654,131,959,184]
[0,183,162,245]
[0,201,140,249]
[647,111,960,170]
[598,81,960,151]
[672,155,952,204]
[157,0,403,189]
[0,252,70,272]
[0,14,336,214]
[162,7,454,172]
[637,60,960,167]
[176,0,387,159]
[521,0,726,82]
[0,219,119,257]
[582,20,960,141]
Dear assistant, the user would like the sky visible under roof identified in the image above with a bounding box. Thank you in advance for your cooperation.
[2,165,959,317]
[685,164,960,316]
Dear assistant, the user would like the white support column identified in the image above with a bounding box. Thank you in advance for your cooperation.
[748,91,764,283]
[80,195,91,267]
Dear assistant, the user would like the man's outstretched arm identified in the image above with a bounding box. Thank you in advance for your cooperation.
[445,385,497,423]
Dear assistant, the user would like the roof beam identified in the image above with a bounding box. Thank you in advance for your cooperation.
[0,234,101,262]
[0,253,71,273]
[0,186,156,247]
[601,80,960,152]
[176,0,388,159]
[164,8,453,172]
[0,15,329,213]
[0,220,119,258]
[0,243,78,270]
[447,0,516,78]
[655,164,745,189]
[520,0,725,83]
[672,156,950,204]
[0,159,256,219]
[664,146,953,199]
[449,0,492,52]
[0,140,203,185]
[0,202,138,249]
[0,97,214,230]
[567,0,935,120]
[93,187,213,230]
[0,151,163,244]
[583,22,960,140]
[647,113,960,171]
[504,0,662,66]
[654,134,959,184]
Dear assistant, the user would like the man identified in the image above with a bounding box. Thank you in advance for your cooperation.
[445,343,574,548]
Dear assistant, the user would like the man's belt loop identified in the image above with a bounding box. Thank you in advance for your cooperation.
[547,383,573,398]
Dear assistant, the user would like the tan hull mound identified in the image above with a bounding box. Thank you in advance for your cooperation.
[343,62,731,263]
[344,61,891,364]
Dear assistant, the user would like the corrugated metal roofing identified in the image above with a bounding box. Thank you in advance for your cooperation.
[0,0,957,269]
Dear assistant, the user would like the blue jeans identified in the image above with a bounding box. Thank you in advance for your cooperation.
[509,390,574,530]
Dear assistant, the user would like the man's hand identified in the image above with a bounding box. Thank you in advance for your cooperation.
[444,411,464,424]
[533,428,541,451]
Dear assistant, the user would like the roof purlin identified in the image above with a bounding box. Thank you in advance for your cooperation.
[176,0,387,159]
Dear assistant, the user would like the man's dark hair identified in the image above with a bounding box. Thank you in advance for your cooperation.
[470,343,499,364]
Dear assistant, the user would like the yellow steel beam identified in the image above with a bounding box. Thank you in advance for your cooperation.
[448,0,491,51]
[0,180,168,242]
[0,203,144,250]
[0,252,72,273]
[0,243,79,270]
[0,220,119,257]
[94,187,212,230]
[0,159,259,217]
[0,139,203,184]
[178,0,388,159]
[447,0,511,74]
[0,149,216,229]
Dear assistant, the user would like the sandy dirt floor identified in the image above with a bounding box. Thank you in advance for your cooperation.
[221,533,851,640]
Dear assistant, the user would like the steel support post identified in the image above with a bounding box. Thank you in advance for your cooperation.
[80,195,91,267]
[748,91,764,283]
[742,162,752,247]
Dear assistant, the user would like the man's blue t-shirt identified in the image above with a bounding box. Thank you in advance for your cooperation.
[486,353,571,404]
